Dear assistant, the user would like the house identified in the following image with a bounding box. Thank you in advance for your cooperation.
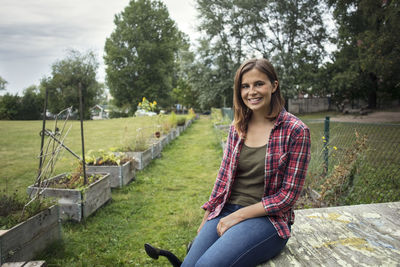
[91,104,109,120]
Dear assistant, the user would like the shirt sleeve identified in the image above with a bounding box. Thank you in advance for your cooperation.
[202,124,235,212]
[261,127,311,216]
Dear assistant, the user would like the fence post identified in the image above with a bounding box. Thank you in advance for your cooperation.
[323,116,330,174]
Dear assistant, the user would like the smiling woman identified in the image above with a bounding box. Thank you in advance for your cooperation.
[145,58,311,267]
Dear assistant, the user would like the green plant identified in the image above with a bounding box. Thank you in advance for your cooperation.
[0,189,54,229]
[86,149,124,166]
[177,117,186,126]
[169,111,178,128]
[187,108,196,120]
[138,97,157,112]
[47,172,103,190]
[318,130,368,206]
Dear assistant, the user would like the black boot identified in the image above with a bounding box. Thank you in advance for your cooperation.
[144,243,182,267]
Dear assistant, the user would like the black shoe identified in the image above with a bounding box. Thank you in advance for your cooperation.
[144,243,160,259]
[144,243,182,267]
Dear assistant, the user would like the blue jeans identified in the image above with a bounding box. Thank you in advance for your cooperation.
[181,204,289,267]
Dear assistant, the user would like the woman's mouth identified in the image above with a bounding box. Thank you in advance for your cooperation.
[248,97,263,104]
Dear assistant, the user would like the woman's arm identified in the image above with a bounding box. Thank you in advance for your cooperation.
[216,202,266,236]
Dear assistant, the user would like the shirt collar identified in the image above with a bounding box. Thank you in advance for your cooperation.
[273,108,287,127]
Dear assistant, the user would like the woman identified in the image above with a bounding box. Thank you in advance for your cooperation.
[145,58,311,266]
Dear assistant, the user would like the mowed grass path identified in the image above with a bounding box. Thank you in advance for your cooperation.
[42,117,222,266]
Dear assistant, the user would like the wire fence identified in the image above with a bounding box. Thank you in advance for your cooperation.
[212,108,400,204]
[304,119,400,204]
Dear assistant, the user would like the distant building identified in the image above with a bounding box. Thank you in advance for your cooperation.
[91,104,109,120]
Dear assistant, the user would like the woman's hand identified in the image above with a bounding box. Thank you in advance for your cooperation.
[217,202,267,236]
[216,212,244,236]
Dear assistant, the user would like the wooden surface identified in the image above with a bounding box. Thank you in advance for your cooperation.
[82,173,111,219]
[87,161,134,188]
[129,148,152,170]
[2,261,47,267]
[0,206,60,265]
[28,173,111,221]
[261,202,400,267]
[151,141,162,159]
[160,135,169,148]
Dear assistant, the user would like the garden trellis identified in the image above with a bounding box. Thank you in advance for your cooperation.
[24,85,89,216]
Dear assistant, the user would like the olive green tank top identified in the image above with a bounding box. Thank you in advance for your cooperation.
[228,143,266,207]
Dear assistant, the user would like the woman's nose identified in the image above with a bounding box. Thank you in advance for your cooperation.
[249,85,256,94]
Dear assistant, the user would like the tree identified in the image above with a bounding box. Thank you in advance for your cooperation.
[0,76,7,91]
[0,93,20,120]
[328,0,400,108]
[104,0,183,112]
[194,0,329,101]
[40,50,104,119]
[20,85,44,120]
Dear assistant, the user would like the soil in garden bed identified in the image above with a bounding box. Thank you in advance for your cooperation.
[46,173,104,190]
[0,191,54,229]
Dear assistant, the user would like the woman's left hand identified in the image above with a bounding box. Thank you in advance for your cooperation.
[216,212,244,236]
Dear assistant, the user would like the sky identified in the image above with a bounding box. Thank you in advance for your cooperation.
[0,0,199,95]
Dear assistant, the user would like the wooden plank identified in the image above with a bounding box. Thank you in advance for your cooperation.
[151,142,162,159]
[0,206,60,265]
[160,136,169,148]
[82,174,111,218]
[121,161,135,185]
[27,173,81,202]
[261,202,400,267]
[2,261,47,267]
[87,162,133,188]
[141,148,152,169]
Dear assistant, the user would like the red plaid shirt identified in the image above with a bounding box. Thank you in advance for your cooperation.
[202,109,311,239]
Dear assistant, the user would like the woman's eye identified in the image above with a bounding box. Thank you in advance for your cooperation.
[241,84,249,89]
[255,82,264,87]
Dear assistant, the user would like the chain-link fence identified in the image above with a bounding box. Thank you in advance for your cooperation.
[304,119,400,205]
[211,108,400,205]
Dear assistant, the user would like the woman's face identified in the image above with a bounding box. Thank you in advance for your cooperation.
[240,68,278,115]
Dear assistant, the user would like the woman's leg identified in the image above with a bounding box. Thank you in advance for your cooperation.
[195,216,288,267]
[181,216,220,267]
[181,204,242,267]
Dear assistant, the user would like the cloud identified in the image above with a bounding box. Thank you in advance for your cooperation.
[0,0,198,95]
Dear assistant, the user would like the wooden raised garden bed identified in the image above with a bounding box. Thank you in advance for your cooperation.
[122,148,152,170]
[160,135,170,148]
[0,205,61,265]
[150,141,162,159]
[27,173,111,222]
[87,161,135,188]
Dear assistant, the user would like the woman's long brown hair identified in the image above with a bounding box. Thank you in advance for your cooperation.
[233,58,285,137]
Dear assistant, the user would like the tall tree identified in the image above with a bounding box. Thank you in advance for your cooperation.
[194,0,328,100]
[0,93,20,120]
[104,0,183,112]
[40,50,103,119]
[328,0,400,108]
[20,85,44,120]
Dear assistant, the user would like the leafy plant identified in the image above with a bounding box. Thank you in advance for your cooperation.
[187,108,196,120]
[318,130,368,206]
[177,117,186,126]
[46,172,103,190]
[85,149,137,170]
[138,97,157,112]
[168,111,178,128]
[0,189,54,229]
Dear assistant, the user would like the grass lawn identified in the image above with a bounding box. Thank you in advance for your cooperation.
[0,116,178,196]
[35,116,222,266]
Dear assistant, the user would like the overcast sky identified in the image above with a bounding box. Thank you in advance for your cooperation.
[0,0,198,95]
